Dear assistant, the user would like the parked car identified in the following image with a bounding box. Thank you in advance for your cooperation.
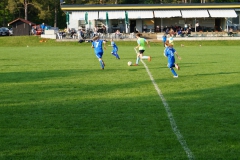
[0,27,10,36]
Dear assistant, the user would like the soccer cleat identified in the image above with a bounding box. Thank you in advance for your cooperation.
[133,64,138,66]
[101,68,104,70]
[175,64,180,70]
[173,75,178,78]
[148,56,151,61]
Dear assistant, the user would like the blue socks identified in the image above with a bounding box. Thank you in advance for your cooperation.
[171,68,178,76]
[112,52,120,59]
[99,60,104,69]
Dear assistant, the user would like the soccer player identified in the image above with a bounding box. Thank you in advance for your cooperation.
[134,33,150,66]
[164,43,181,78]
[91,36,106,70]
[163,40,169,56]
[109,39,120,59]
[162,33,167,47]
[169,34,174,45]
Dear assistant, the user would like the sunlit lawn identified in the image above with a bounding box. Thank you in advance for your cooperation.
[0,38,239,159]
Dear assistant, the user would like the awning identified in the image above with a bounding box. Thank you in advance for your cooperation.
[208,9,237,18]
[72,11,98,20]
[154,10,181,18]
[181,10,209,18]
[99,11,125,19]
[87,11,99,20]
[71,11,85,20]
[127,10,153,19]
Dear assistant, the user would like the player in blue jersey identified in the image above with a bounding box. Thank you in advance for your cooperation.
[163,40,169,56]
[91,36,106,70]
[164,43,181,78]
[162,33,167,47]
[109,39,120,59]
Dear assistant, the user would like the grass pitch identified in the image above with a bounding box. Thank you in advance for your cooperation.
[0,36,239,159]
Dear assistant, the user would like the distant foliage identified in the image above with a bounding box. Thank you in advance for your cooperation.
[1,0,239,28]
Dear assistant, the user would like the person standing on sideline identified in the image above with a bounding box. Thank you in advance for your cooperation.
[91,36,106,70]
[184,22,188,31]
[134,33,151,66]
[40,23,45,34]
[108,39,120,59]
[164,43,181,78]
[93,26,98,37]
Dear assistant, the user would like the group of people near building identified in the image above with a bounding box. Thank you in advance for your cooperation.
[164,24,193,37]
[31,23,46,35]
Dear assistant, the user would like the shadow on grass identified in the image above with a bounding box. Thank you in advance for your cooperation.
[0,69,240,159]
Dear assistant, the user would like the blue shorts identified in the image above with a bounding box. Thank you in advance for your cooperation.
[112,49,118,53]
[95,52,103,59]
[168,63,175,68]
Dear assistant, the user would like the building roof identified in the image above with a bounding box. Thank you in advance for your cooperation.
[8,18,36,26]
[61,3,240,11]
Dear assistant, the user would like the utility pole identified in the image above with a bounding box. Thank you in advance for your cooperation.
[24,0,28,20]
[54,0,57,28]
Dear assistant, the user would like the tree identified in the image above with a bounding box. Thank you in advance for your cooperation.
[7,0,42,20]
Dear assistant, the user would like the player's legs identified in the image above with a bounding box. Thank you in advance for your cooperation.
[96,52,105,69]
[135,50,144,65]
[174,63,180,70]
[115,51,120,59]
[142,56,151,61]
[168,63,178,77]
[135,53,140,65]
[111,50,120,59]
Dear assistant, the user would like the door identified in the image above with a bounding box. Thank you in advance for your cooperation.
[130,20,136,33]
[215,19,221,31]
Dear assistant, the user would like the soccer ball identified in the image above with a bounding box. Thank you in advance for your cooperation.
[128,61,132,66]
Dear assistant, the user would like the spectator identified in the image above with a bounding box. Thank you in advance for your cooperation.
[57,30,63,39]
[102,25,106,34]
[143,25,147,32]
[196,21,199,32]
[77,29,85,39]
[63,27,67,33]
[40,23,45,34]
[134,26,139,33]
[186,28,192,37]
[165,27,169,35]
[70,28,77,39]
[177,28,182,36]
[184,22,188,31]
[93,26,98,37]
[115,30,122,39]
[156,25,160,32]
[228,27,233,36]
[31,25,37,35]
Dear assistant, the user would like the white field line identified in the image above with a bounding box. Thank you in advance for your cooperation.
[141,59,195,160]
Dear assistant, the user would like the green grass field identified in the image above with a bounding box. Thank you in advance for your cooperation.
[0,36,239,159]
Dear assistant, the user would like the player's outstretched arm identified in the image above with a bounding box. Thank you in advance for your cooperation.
[175,52,181,60]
